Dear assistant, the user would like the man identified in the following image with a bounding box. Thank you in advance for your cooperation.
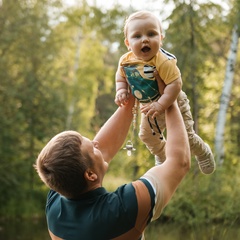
[35,81,190,240]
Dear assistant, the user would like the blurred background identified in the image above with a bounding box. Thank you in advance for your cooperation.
[0,0,239,239]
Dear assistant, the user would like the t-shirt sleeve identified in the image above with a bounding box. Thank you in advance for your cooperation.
[158,59,181,85]
[116,54,127,78]
[140,169,165,221]
[155,50,181,85]
[130,180,155,232]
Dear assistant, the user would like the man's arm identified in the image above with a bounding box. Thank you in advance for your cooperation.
[94,94,135,163]
[145,101,190,208]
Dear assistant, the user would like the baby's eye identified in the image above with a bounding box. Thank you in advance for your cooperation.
[148,32,156,37]
[133,34,141,39]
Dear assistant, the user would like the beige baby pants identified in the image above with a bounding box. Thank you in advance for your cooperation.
[139,90,207,162]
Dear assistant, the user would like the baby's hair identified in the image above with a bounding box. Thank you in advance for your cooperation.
[123,10,163,39]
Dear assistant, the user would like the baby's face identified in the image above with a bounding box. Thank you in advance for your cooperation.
[125,16,163,61]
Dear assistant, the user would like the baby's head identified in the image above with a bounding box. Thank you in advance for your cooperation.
[123,10,164,61]
[124,10,163,39]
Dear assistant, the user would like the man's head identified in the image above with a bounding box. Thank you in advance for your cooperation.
[35,131,106,199]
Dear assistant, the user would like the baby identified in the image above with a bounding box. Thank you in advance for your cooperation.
[115,10,215,174]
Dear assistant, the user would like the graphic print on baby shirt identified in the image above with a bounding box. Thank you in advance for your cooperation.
[123,64,160,103]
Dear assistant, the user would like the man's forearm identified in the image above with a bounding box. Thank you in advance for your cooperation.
[94,94,135,163]
[165,102,190,169]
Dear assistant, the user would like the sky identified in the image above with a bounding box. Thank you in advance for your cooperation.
[64,0,229,12]
[63,0,229,30]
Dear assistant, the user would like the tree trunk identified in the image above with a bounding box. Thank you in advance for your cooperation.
[66,31,81,129]
[215,25,239,166]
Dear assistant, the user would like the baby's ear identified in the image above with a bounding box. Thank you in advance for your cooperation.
[160,34,164,46]
[124,39,131,50]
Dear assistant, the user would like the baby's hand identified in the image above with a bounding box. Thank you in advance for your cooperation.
[140,102,165,118]
[115,89,129,107]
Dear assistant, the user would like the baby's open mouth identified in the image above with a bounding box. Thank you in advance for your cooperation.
[141,46,151,52]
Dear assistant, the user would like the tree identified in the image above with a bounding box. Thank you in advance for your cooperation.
[163,0,222,133]
[214,0,240,165]
[215,25,239,165]
[0,0,67,216]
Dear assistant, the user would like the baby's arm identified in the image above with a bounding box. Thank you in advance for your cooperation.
[115,71,129,107]
[156,76,182,111]
[141,76,182,118]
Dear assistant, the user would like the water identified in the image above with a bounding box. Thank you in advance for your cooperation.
[0,218,49,240]
[0,218,239,240]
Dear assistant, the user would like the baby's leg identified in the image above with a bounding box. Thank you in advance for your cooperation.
[178,91,216,174]
[177,91,206,155]
[139,112,166,164]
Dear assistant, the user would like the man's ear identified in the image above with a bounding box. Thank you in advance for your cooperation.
[124,39,131,51]
[84,169,98,182]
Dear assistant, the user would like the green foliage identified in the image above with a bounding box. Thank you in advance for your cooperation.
[160,158,240,226]
[0,0,129,218]
[164,1,225,127]
[0,0,67,217]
